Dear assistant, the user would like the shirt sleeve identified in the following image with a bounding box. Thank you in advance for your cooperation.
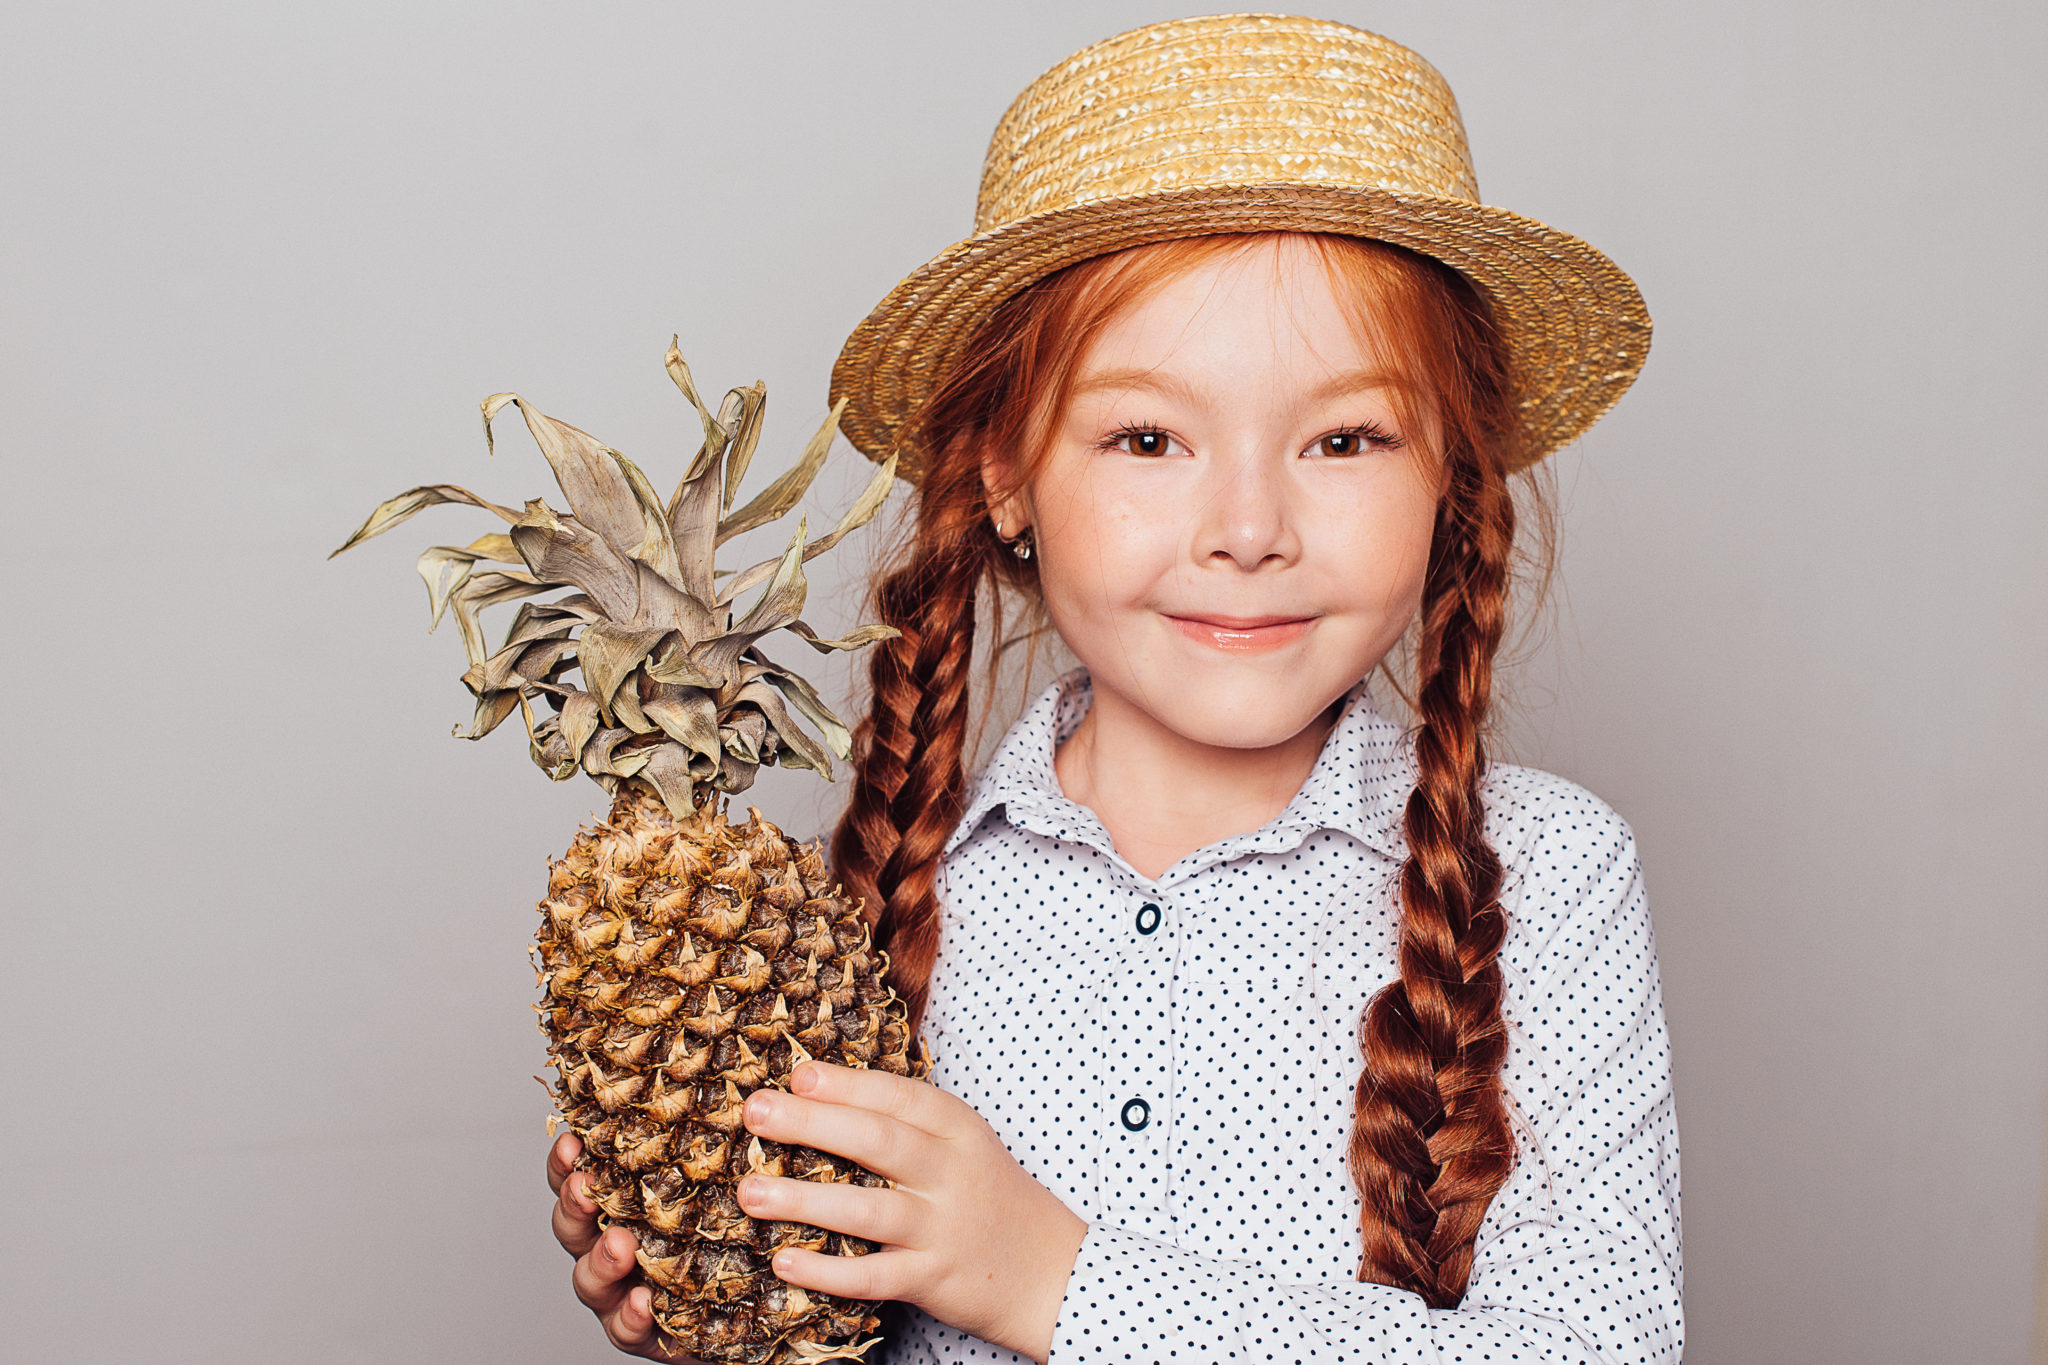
[1046,805,1682,1364]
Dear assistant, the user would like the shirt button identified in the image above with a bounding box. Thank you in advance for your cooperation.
[1120,1097,1151,1131]
[1135,902,1162,935]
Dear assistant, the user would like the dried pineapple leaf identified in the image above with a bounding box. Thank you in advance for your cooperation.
[643,687,722,765]
[465,533,521,561]
[717,453,896,605]
[735,517,809,632]
[577,622,672,718]
[607,446,691,596]
[508,500,642,625]
[784,1336,883,1365]
[515,633,577,671]
[732,679,835,778]
[520,693,577,780]
[720,383,768,514]
[720,720,762,766]
[448,569,545,670]
[502,600,587,649]
[464,633,574,696]
[415,536,526,632]
[329,484,523,558]
[663,338,727,478]
[644,646,717,689]
[484,392,650,568]
[788,621,900,653]
[750,657,855,760]
[415,547,478,632]
[717,749,760,792]
[637,742,699,817]
[611,681,657,734]
[664,397,725,605]
[784,1336,882,1365]
[691,519,807,686]
[453,687,523,741]
[715,398,845,547]
[581,727,650,778]
[559,690,601,762]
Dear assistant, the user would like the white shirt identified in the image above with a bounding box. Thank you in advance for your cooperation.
[879,670,1682,1364]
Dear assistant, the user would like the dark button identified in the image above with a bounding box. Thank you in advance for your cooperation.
[1135,902,1161,935]
[1120,1098,1151,1131]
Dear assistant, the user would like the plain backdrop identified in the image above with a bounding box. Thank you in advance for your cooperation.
[3,2,2044,1362]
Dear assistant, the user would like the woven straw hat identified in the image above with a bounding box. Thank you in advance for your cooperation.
[830,12,1649,480]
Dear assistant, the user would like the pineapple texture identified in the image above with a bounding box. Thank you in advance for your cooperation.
[333,342,921,1364]
[539,784,929,1364]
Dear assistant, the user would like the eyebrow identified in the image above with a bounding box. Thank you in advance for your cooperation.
[1065,364,1412,408]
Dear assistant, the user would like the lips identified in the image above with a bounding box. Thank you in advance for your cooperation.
[1164,613,1318,653]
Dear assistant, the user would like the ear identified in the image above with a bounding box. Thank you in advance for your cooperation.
[979,441,1035,536]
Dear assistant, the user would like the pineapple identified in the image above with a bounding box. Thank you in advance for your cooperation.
[332,340,929,1364]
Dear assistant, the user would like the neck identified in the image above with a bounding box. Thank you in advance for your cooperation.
[1053,679,1340,880]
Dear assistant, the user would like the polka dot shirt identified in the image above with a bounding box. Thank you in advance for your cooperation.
[880,669,1682,1364]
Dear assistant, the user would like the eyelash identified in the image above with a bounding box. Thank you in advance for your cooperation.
[1095,421,1406,458]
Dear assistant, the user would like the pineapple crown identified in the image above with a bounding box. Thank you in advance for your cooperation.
[331,339,900,815]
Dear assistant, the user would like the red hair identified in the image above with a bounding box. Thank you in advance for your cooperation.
[832,232,1526,1309]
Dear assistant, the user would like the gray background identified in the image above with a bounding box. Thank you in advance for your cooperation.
[3,2,2042,1361]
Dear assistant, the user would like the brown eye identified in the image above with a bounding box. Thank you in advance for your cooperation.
[1122,430,1169,456]
[1307,424,1404,458]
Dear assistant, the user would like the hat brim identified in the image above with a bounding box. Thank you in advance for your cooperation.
[830,183,1650,480]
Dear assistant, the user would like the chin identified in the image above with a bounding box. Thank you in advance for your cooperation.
[1126,656,1362,751]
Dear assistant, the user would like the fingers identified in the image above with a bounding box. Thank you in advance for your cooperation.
[737,1173,922,1248]
[619,1285,712,1364]
[572,1225,637,1310]
[568,1224,705,1363]
[547,1132,582,1195]
[553,1169,602,1258]
[603,1280,659,1357]
[787,1061,957,1136]
[744,1076,941,1182]
[770,1244,911,1304]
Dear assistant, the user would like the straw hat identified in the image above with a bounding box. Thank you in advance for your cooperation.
[829,12,1649,479]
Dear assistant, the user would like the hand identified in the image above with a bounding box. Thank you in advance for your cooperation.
[738,1060,1089,1365]
[546,1132,708,1362]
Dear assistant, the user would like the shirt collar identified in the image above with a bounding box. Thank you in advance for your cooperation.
[945,667,1413,877]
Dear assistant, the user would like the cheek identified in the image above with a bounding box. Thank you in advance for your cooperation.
[1029,470,1174,618]
[1318,471,1438,623]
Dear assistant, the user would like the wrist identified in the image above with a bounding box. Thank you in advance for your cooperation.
[1011,1207,1089,1364]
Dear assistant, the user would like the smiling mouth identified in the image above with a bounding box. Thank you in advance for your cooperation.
[1164,613,1319,653]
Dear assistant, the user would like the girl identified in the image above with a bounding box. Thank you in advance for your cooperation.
[548,14,1679,1363]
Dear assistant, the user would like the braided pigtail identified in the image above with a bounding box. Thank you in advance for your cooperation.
[831,445,995,1037]
[826,234,1532,1307]
[1348,409,1519,1307]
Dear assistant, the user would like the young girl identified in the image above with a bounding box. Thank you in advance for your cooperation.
[547,14,1679,1363]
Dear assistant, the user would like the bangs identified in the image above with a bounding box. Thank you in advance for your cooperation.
[910,231,1522,504]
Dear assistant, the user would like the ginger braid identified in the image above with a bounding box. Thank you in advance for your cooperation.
[1348,400,1519,1308]
[831,442,993,1037]
[827,232,1531,1307]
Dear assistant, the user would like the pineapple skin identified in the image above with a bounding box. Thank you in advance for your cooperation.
[536,780,930,1365]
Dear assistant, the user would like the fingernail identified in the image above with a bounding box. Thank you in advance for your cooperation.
[793,1063,819,1094]
[747,1091,776,1126]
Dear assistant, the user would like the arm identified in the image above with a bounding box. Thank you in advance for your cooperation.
[1049,812,1682,1364]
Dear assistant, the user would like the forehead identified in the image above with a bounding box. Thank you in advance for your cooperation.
[1073,238,1397,385]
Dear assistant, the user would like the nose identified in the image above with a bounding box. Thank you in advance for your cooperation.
[1192,445,1300,570]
